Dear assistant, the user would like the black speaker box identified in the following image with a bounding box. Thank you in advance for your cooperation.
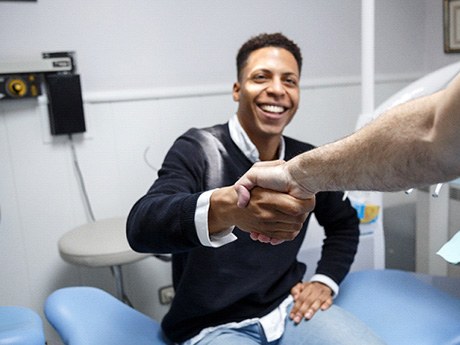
[45,73,86,135]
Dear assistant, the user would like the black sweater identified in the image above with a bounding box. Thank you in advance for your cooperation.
[127,123,359,343]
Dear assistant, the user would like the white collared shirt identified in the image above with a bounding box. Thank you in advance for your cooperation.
[194,114,284,247]
[188,114,338,344]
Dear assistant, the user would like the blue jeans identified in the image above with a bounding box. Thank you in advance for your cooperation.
[192,304,386,345]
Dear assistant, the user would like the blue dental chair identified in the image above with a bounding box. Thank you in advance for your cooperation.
[335,269,460,345]
[45,286,168,345]
[44,270,460,345]
[0,306,45,345]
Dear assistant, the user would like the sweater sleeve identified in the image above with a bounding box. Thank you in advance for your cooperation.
[127,130,209,254]
[312,191,360,285]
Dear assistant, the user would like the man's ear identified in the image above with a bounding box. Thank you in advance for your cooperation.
[232,82,240,102]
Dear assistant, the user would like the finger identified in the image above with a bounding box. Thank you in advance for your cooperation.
[290,284,331,323]
[251,186,313,212]
[258,229,301,241]
[235,184,251,208]
[246,216,304,239]
[249,232,273,243]
[289,303,304,324]
[304,303,320,320]
[259,216,303,230]
[269,238,285,245]
[250,232,285,245]
[290,283,303,299]
[320,298,333,311]
[290,301,317,324]
[289,296,305,322]
[249,232,260,240]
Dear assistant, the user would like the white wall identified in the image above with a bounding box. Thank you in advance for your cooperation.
[1,0,432,91]
[1,0,453,343]
[1,0,361,91]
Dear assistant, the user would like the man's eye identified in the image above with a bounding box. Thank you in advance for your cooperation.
[253,75,267,81]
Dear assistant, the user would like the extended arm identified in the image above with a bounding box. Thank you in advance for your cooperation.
[289,74,460,192]
[127,128,314,253]
[236,74,460,199]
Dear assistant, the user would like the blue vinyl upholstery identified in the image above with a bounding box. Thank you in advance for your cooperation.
[45,270,460,345]
[0,306,45,345]
[335,269,460,345]
[45,287,167,345]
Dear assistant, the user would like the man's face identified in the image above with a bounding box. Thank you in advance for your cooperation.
[233,47,300,141]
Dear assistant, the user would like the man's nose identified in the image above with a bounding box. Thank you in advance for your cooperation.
[266,78,285,96]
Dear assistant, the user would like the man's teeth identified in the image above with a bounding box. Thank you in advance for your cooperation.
[260,104,284,113]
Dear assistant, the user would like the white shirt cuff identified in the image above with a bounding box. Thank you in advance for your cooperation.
[310,274,339,298]
[195,190,237,247]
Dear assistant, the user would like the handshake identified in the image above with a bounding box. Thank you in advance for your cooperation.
[234,160,316,245]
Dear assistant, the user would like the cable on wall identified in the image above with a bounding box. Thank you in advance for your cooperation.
[68,134,95,223]
[143,146,159,173]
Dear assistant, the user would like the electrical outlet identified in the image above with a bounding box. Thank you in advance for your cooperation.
[159,285,175,305]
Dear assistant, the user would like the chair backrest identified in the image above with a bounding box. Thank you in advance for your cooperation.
[45,287,168,345]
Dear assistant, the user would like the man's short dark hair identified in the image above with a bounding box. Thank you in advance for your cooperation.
[236,33,302,81]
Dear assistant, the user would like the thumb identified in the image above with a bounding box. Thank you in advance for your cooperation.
[235,184,251,208]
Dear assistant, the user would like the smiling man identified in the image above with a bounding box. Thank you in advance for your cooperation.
[127,33,385,345]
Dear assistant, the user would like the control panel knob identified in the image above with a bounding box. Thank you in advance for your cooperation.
[6,77,27,97]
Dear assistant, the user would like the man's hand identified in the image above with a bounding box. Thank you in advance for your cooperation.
[234,160,314,208]
[234,160,316,244]
[289,282,333,324]
[209,186,311,243]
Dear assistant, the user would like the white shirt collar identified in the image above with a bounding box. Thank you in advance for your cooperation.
[228,114,285,163]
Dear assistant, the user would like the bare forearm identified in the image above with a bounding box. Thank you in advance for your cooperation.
[288,86,460,193]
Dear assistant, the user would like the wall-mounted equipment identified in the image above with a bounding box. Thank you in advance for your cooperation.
[45,72,86,135]
[0,52,86,135]
[0,55,72,100]
[0,73,42,99]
